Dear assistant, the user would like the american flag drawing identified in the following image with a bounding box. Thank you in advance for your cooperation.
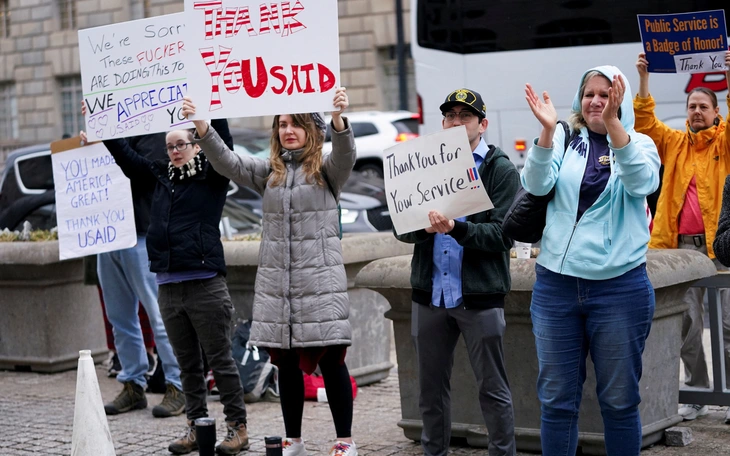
[466,167,479,182]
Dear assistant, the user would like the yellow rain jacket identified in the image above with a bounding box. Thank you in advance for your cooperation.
[633,94,730,258]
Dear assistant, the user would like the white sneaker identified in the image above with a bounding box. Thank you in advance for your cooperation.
[329,441,357,456]
[724,407,730,424]
[283,438,307,456]
[678,403,709,421]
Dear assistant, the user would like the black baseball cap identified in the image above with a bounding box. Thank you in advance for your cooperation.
[440,88,486,118]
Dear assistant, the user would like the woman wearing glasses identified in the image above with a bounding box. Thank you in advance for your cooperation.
[181,88,359,456]
[81,115,250,455]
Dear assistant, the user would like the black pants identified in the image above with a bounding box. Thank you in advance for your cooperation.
[158,275,247,424]
[277,348,353,438]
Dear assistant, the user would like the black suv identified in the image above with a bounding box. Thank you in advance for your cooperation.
[0,144,56,231]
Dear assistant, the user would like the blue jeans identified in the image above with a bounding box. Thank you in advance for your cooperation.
[97,236,182,390]
[531,263,654,456]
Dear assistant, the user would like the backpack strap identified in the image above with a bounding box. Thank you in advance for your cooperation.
[557,120,576,157]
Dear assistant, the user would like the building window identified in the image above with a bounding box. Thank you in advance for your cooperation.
[59,0,77,30]
[0,0,9,38]
[0,83,18,140]
[130,0,151,20]
[59,77,83,137]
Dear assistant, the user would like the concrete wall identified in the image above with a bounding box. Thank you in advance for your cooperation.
[0,0,415,170]
[355,249,718,455]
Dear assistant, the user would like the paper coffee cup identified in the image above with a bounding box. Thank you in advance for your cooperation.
[514,242,531,259]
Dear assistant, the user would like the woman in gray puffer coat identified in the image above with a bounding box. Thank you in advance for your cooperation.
[183,88,358,456]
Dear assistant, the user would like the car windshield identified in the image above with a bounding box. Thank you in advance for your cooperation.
[392,118,418,134]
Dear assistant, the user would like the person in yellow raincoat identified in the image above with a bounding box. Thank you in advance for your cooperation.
[634,50,730,424]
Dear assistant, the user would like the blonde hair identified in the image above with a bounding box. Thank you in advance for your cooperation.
[268,113,325,187]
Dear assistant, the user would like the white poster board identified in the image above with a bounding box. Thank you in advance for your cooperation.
[183,0,340,119]
[384,126,494,235]
[78,13,192,141]
[51,140,137,260]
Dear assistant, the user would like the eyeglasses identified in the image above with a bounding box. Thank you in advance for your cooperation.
[443,111,475,123]
[166,142,193,153]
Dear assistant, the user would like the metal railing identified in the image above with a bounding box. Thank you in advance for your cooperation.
[679,272,730,406]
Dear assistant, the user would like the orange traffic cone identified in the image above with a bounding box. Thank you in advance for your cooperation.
[71,350,116,455]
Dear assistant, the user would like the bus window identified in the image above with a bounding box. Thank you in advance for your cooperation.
[417,0,726,54]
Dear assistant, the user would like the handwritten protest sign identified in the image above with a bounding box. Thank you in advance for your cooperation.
[183,0,340,119]
[78,13,192,141]
[51,138,136,261]
[384,126,493,235]
[637,10,728,73]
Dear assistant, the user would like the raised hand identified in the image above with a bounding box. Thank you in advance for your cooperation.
[331,87,348,132]
[601,74,625,124]
[80,100,87,116]
[181,97,196,118]
[181,96,209,137]
[636,53,649,77]
[525,83,558,130]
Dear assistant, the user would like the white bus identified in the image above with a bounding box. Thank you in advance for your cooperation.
[411,0,728,168]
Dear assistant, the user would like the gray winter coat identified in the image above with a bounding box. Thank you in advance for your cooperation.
[197,120,356,349]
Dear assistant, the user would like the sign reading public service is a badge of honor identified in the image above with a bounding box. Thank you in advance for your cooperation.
[637,9,728,74]
[384,126,493,235]
[183,0,341,120]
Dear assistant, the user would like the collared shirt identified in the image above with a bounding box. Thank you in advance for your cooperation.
[431,137,489,308]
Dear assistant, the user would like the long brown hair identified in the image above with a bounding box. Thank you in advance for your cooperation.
[268,113,325,187]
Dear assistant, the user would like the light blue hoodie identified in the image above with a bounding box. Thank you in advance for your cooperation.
[521,65,660,280]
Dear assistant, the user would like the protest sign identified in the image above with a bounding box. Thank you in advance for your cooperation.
[637,10,728,73]
[183,0,340,119]
[51,138,137,261]
[78,13,192,141]
[384,126,493,235]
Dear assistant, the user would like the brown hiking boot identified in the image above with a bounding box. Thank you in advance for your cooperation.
[215,421,249,454]
[169,420,197,455]
[104,381,147,415]
[152,384,186,418]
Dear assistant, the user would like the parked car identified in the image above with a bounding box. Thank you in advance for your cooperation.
[229,127,271,158]
[323,110,419,178]
[0,144,261,236]
[0,144,56,231]
[228,131,394,233]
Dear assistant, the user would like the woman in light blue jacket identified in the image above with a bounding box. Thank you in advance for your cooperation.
[521,65,660,456]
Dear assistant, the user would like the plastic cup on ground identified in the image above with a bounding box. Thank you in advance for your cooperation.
[265,436,283,456]
[195,417,216,456]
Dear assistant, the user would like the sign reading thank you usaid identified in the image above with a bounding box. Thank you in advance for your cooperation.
[384,126,493,235]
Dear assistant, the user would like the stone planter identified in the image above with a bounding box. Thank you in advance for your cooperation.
[223,233,413,386]
[354,249,717,455]
[0,242,106,372]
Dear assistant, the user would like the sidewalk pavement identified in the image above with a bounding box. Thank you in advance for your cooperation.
[1,362,730,455]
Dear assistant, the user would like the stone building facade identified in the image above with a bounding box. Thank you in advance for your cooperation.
[0,0,415,169]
